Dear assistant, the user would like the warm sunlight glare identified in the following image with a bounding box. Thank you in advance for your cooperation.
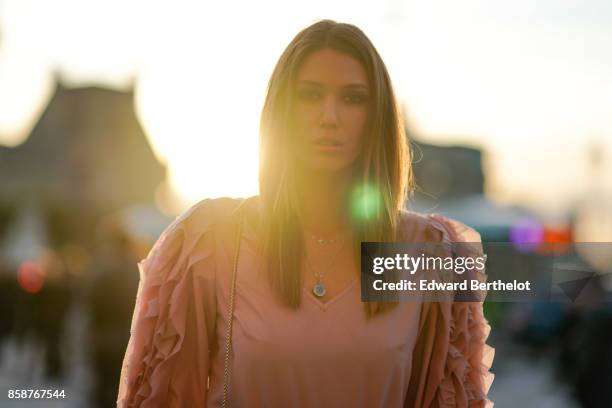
[1,0,611,213]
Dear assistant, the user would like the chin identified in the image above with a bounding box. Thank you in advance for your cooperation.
[299,158,356,175]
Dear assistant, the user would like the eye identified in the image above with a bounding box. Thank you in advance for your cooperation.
[343,93,368,104]
[297,88,321,102]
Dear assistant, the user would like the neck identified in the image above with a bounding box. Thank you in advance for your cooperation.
[295,169,354,237]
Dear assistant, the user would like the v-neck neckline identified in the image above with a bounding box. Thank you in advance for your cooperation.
[303,277,359,311]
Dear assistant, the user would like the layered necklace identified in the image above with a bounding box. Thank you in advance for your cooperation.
[304,230,350,298]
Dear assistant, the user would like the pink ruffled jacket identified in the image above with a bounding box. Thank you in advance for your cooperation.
[116,196,494,407]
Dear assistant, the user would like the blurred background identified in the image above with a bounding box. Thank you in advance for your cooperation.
[0,0,611,407]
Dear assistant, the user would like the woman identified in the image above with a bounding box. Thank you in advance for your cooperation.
[117,19,494,407]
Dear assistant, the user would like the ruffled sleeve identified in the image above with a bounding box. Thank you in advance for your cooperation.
[116,199,219,407]
[405,214,495,407]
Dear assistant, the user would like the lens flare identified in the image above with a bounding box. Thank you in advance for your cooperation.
[351,184,381,221]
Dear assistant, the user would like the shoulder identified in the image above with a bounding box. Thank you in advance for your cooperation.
[143,196,251,263]
[398,209,483,244]
[172,196,248,232]
[161,196,255,239]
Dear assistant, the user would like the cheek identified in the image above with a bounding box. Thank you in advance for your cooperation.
[293,105,319,129]
[344,107,368,148]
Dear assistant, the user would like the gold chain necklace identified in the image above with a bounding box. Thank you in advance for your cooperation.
[304,233,349,298]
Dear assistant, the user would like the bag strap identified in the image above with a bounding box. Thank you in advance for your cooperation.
[221,198,247,408]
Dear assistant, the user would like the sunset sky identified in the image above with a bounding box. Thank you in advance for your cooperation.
[1,0,611,216]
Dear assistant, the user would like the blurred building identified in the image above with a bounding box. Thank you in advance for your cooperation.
[411,138,485,203]
[409,137,533,241]
[0,79,165,212]
[0,79,166,253]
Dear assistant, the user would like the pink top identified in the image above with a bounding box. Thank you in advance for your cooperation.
[116,196,494,407]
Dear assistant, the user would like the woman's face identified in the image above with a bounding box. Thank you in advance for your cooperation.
[291,48,370,175]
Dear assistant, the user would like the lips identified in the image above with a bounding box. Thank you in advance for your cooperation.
[313,136,343,146]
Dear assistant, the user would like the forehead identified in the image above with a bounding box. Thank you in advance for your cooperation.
[296,48,368,86]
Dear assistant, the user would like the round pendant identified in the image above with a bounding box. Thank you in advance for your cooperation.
[312,282,326,298]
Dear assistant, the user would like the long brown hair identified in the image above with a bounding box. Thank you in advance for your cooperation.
[258,19,413,318]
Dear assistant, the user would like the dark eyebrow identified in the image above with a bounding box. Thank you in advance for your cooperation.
[297,80,369,91]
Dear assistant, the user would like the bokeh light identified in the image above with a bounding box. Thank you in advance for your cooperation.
[17,260,46,294]
[509,217,544,253]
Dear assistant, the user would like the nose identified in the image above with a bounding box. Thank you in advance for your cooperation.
[319,95,338,129]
